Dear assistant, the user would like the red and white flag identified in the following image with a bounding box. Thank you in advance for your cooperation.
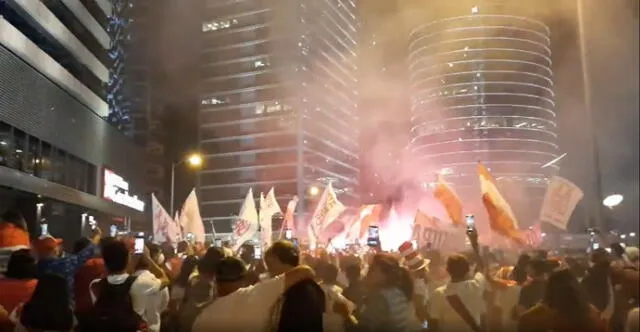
[433,173,464,228]
[308,183,345,246]
[232,188,259,252]
[478,162,525,245]
[152,194,180,246]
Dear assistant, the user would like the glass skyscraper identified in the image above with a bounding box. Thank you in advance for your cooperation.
[408,0,559,223]
[198,0,359,232]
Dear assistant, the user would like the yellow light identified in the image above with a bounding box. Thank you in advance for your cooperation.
[187,154,203,167]
[309,186,320,196]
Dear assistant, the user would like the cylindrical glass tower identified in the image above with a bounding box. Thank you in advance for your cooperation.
[409,2,559,224]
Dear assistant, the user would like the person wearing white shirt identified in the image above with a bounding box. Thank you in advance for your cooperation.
[191,256,315,332]
[428,254,487,332]
[89,239,170,332]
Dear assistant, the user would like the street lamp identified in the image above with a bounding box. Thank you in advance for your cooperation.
[171,153,203,214]
[308,186,320,197]
[603,194,623,209]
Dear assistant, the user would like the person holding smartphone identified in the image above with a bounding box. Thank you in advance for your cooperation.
[35,227,103,308]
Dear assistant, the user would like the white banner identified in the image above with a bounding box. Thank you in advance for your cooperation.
[232,188,259,252]
[259,187,281,247]
[152,194,180,246]
[539,176,584,230]
[309,183,345,241]
[178,189,206,243]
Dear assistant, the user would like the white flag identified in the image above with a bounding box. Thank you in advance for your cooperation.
[260,187,281,247]
[174,210,182,241]
[308,183,345,242]
[539,176,584,230]
[178,189,206,243]
[232,188,259,252]
[152,194,178,246]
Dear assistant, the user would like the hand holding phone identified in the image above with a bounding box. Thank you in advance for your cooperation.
[134,232,145,254]
[285,228,293,240]
[367,226,380,247]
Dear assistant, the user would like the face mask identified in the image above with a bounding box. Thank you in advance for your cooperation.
[156,253,165,265]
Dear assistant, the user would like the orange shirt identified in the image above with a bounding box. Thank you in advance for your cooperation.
[74,257,106,313]
[0,278,37,314]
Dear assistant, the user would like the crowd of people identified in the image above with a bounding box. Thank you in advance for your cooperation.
[0,209,638,332]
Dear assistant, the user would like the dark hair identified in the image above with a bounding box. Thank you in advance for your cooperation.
[175,256,199,288]
[215,256,247,283]
[148,243,162,258]
[543,268,591,329]
[101,239,130,273]
[345,263,361,281]
[527,257,549,277]
[74,237,92,254]
[446,254,470,280]
[369,253,414,300]
[265,240,299,267]
[1,209,26,230]
[511,253,531,284]
[177,241,190,253]
[198,247,225,276]
[21,274,74,331]
[317,262,339,285]
[6,249,37,279]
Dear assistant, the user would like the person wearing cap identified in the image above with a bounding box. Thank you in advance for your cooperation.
[191,256,315,332]
[0,209,30,275]
[35,228,102,308]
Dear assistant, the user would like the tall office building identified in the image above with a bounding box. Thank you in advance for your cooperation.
[408,0,560,223]
[108,0,167,201]
[198,0,359,232]
[0,0,148,239]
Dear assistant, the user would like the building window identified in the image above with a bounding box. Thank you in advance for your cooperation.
[40,142,53,181]
[239,154,256,164]
[201,97,227,105]
[0,122,11,167]
[25,136,41,177]
[12,129,26,171]
[202,19,238,32]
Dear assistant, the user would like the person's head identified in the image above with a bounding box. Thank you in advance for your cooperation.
[345,263,362,283]
[5,249,36,279]
[177,240,190,254]
[21,274,74,331]
[543,268,590,328]
[101,239,130,274]
[511,253,531,284]
[198,247,225,279]
[175,255,199,287]
[590,248,610,268]
[566,256,587,279]
[147,243,164,265]
[1,209,27,230]
[365,253,414,300]
[34,235,63,259]
[215,256,248,296]
[73,237,92,254]
[264,240,299,276]
[317,262,339,285]
[446,254,471,281]
[527,257,549,280]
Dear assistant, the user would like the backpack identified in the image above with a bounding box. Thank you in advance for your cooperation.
[83,276,148,332]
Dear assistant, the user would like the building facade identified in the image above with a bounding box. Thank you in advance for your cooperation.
[408,0,559,225]
[198,0,359,233]
[108,0,167,203]
[0,0,148,242]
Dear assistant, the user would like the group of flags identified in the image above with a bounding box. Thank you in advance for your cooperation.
[154,161,585,251]
[152,188,205,247]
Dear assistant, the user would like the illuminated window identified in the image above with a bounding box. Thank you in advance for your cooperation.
[202,19,238,32]
[201,97,226,105]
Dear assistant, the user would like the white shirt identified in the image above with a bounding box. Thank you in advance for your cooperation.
[89,271,163,332]
[192,274,286,332]
[321,284,354,332]
[428,272,487,332]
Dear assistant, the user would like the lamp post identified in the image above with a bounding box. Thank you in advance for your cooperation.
[170,153,202,215]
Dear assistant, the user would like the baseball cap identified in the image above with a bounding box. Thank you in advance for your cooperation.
[215,256,247,283]
[34,235,63,255]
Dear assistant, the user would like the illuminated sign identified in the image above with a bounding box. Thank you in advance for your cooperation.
[102,168,145,212]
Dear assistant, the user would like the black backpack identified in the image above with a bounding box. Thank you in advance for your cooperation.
[83,276,147,332]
